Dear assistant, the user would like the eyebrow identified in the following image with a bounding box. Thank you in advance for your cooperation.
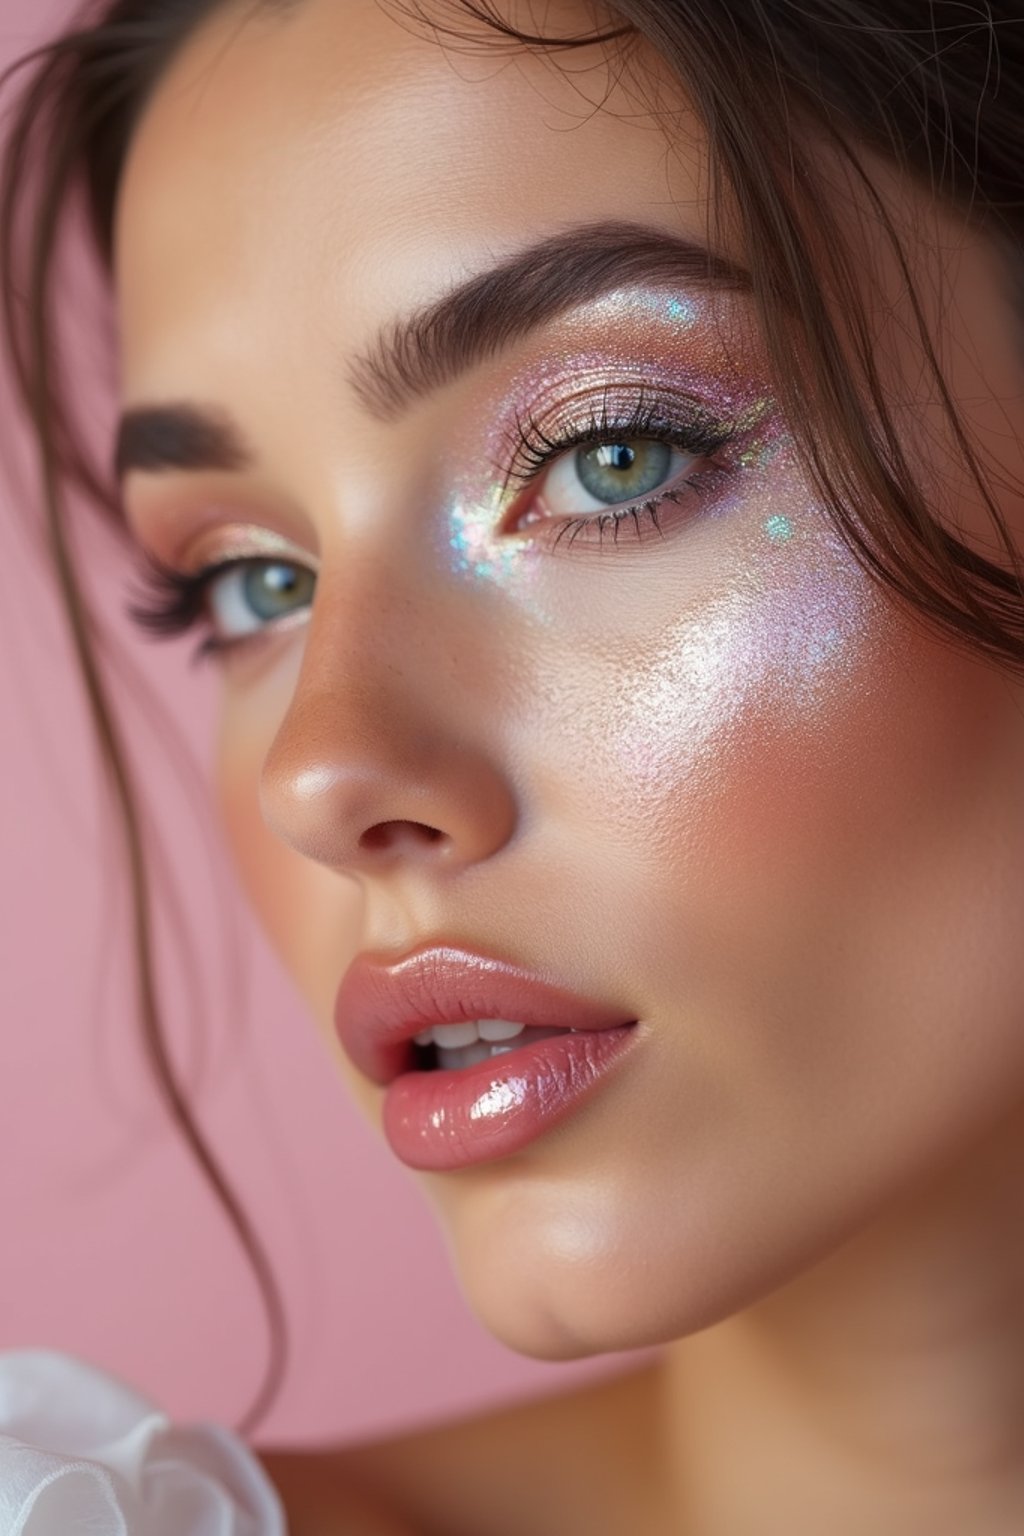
[114,219,751,482]
[114,402,251,482]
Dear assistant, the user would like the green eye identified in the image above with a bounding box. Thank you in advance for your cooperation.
[575,440,673,504]
[205,558,317,642]
[240,561,315,621]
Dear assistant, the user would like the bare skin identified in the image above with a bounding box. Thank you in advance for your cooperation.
[112,1,1024,1531]
[261,1365,669,1535]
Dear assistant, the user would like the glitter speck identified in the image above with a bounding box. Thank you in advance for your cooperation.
[764,513,794,543]
[806,625,842,665]
[666,297,695,324]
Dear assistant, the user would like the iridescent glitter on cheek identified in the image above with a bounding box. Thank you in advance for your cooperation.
[764,513,794,542]
[605,440,896,794]
[445,471,536,586]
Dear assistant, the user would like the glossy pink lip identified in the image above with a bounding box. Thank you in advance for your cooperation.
[333,946,642,1170]
[334,945,634,1087]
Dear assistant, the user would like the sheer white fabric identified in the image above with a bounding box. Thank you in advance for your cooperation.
[0,1349,286,1535]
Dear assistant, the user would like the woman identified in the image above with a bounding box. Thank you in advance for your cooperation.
[2,0,1024,1531]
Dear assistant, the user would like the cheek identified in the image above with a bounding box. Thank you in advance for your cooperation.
[217,704,296,951]
[214,681,363,1034]
[547,488,1024,1097]
[509,480,892,930]
[429,492,1024,1361]
[528,468,1024,970]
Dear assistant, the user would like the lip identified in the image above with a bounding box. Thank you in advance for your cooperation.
[333,945,641,1171]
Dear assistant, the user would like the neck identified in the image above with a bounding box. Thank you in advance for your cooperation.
[660,1106,1024,1534]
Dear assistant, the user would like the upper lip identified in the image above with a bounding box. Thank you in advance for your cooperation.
[334,944,636,1087]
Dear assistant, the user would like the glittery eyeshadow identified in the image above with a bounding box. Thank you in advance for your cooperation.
[434,278,888,737]
[438,283,781,592]
[181,521,316,577]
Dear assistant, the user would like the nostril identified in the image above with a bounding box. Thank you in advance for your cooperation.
[359,819,448,854]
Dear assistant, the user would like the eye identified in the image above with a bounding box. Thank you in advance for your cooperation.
[207,559,316,642]
[497,388,736,544]
[125,549,318,664]
[527,438,699,522]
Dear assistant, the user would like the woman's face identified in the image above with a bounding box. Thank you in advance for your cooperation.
[114,0,1024,1359]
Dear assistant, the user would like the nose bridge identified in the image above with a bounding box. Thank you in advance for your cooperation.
[258,550,517,874]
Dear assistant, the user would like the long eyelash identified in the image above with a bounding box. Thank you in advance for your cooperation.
[500,383,739,549]
[124,548,243,664]
[504,383,736,491]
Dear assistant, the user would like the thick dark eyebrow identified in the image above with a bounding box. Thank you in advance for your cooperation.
[115,219,751,480]
[348,219,752,421]
[114,403,252,484]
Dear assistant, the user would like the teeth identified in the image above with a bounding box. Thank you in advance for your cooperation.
[477,1019,527,1042]
[428,1021,480,1048]
[434,1023,572,1072]
[409,1020,577,1071]
[412,1019,528,1049]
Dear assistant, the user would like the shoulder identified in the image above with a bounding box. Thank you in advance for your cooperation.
[258,1362,667,1536]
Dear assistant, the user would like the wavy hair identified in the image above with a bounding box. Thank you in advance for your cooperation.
[1,0,1021,1436]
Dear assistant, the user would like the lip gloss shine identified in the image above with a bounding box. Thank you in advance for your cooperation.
[333,945,642,1171]
[382,1025,641,1171]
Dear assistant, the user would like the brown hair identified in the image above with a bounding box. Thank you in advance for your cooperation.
[1,0,1022,1437]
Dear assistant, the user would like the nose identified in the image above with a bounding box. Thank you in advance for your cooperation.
[258,592,518,878]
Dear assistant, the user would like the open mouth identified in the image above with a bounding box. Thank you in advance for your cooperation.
[410,1020,574,1072]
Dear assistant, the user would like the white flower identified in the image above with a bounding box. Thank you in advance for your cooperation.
[0,1349,286,1535]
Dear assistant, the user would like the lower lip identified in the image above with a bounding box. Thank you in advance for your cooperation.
[381,1024,641,1171]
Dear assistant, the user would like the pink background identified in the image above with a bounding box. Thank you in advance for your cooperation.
[0,0,656,1444]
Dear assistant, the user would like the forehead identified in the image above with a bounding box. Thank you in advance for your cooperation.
[113,0,708,387]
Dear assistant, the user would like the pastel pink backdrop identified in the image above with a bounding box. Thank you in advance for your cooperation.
[0,0,658,1444]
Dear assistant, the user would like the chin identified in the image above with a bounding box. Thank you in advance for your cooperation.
[426,1162,897,1363]
[450,1261,744,1363]
[456,1277,645,1364]
[434,1214,746,1363]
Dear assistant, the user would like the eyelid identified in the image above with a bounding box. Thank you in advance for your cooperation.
[177,521,319,577]
[496,387,741,527]
[498,384,739,487]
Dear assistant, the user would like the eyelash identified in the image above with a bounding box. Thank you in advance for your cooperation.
[125,390,740,663]
[126,550,256,663]
[502,387,736,547]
